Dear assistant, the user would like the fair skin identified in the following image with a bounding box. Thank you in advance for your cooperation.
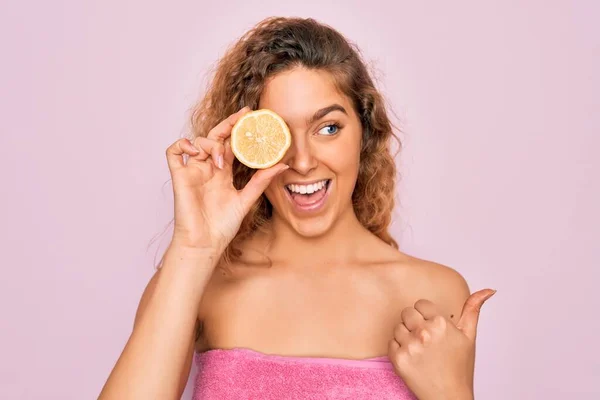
[99,67,494,400]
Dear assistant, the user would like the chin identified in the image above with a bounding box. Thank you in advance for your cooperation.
[286,213,337,238]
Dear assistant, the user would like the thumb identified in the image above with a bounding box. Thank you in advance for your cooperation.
[238,164,289,212]
[457,288,496,341]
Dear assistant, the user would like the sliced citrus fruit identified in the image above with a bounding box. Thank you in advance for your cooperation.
[230,109,291,169]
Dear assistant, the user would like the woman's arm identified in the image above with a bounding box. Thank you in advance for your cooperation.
[98,244,218,400]
[97,108,285,399]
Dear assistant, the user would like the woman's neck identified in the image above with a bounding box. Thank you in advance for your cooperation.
[260,206,371,268]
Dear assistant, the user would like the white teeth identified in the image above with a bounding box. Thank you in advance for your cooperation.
[287,180,328,194]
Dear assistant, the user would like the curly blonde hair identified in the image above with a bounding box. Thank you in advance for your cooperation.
[167,17,400,265]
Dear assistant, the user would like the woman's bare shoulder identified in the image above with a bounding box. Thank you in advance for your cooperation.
[373,247,471,322]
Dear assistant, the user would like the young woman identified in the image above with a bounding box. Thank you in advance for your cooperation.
[99,17,495,400]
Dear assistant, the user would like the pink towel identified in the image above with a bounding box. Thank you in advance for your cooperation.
[192,348,417,399]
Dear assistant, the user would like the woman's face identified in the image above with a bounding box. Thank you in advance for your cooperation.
[260,67,363,238]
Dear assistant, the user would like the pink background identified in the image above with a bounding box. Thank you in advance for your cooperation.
[1,1,598,399]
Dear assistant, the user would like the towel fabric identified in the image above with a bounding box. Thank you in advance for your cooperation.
[192,348,417,399]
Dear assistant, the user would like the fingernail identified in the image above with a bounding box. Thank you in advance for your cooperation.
[218,155,224,169]
[190,145,200,153]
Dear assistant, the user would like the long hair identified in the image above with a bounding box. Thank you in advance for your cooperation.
[160,17,400,267]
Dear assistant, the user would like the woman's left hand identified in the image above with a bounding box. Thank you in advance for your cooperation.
[388,289,496,400]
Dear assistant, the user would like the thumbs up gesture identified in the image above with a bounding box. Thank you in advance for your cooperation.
[388,289,496,400]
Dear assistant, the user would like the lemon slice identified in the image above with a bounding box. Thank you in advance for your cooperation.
[231,109,291,169]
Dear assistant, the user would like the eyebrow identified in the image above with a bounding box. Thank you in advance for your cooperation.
[307,104,347,125]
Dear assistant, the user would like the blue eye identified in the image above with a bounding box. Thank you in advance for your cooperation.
[318,124,339,136]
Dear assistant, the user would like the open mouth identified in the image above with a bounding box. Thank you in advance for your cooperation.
[284,179,331,211]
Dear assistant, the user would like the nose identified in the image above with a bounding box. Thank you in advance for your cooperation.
[283,133,318,175]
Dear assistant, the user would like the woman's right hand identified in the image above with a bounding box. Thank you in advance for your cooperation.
[165,107,288,253]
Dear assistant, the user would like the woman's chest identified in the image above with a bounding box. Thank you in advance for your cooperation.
[197,266,412,358]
